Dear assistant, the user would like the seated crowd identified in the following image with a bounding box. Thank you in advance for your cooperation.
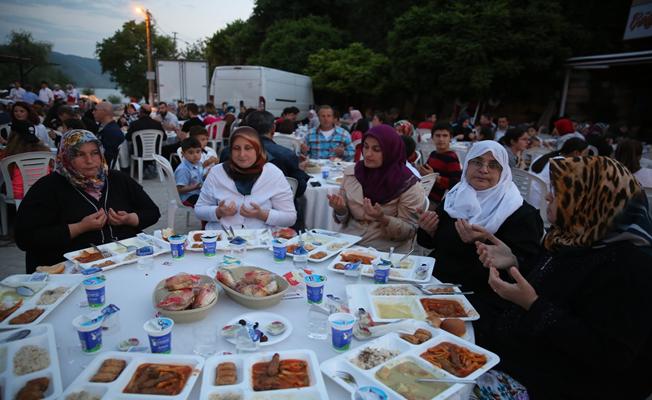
[1,84,652,399]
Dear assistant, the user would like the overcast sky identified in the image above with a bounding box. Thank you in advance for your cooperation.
[0,0,255,58]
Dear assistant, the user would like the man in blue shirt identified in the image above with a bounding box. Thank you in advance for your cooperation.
[300,105,353,161]
[22,84,38,104]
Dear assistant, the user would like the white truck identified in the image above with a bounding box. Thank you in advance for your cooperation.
[156,59,208,104]
[209,66,314,118]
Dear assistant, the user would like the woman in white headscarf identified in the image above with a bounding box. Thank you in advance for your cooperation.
[416,141,543,299]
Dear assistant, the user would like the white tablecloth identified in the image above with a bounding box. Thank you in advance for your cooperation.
[43,247,471,399]
[304,173,341,231]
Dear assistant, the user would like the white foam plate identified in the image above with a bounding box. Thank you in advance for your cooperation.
[283,230,361,263]
[327,248,436,283]
[222,312,293,347]
[0,324,63,400]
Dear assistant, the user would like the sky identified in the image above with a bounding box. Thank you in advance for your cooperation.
[0,0,255,58]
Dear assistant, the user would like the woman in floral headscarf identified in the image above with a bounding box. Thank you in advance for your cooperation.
[474,156,652,400]
[15,129,160,272]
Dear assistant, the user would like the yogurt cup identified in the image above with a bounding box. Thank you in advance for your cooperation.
[353,386,389,400]
[373,260,391,284]
[201,234,218,257]
[328,312,356,352]
[305,275,326,304]
[272,239,287,262]
[72,314,103,353]
[168,235,186,259]
[143,317,174,353]
[83,275,106,308]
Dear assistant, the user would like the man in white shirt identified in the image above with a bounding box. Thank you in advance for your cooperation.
[152,101,179,129]
[494,115,510,142]
[38,81,54,105]
[65,84,79,105]
[9,81,26,102]
[52,84,65,101]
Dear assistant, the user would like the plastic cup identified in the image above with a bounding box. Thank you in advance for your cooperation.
[82,275,106,308]
[322,166,330,179]
[202,234,218,257]
[272,239,287,262]
[353,386,389,400]
[228,242,247,260]
[328,312,356,352]
[143,317,174,353]
[373,260,391,284]
[72,314,103,353]
[305,275,326,304]
[168,235,186,259]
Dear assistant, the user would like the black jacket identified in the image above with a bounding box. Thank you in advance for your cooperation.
[417,200,543,300]
[97,121,124,168]
[126,116,166,156]
[15,170,160,272]
[475,242,652,400]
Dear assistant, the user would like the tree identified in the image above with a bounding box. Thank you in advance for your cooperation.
[96,20,176,98]
[387,0,571,103]
[205,20,257,69]
[253,16,345,73]
[179,39,206,61]
[305,43,389,96]
[0,30,70,85]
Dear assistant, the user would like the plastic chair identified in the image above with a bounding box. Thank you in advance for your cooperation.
[207,121,226,153]
[273,133,302,155]
[152,154,194,230]
[0,151,55,235]
[420,173,439,196]
[511,167,549,227]
[453,147,468,165]
[286,177,298,197]
[414,151,422,166]
[130,129,163,184]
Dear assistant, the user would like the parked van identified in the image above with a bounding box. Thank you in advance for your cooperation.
[157,60,208,104]
[209,66,314,119]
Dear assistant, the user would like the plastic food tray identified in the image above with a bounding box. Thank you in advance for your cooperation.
[185,229,272,252]
[63,234,169,271]
[321,327,499,400]
[61,351,204,400]
[0,274,83,328]
[283,230,361,263]
[0,324,63,400]
[347,283,480,322]
[326,246,436,283]
[200,349,328,400]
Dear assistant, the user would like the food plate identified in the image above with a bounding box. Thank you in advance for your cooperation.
[185,230,224,251]
[63,234,169,271]
[222,312,293,347]
[320,329,499,400]
[0,274,83,328]
[325,176,343,185]
[347,283,480,322]
[0,324,63,400]
[61,351,204,400]
[327,247,435,283]
[188,229,273,251]
[200,350,328,400]
[283,230,361,263]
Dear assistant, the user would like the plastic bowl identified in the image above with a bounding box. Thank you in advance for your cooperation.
[216,266,289,309]
[152,274,218,323]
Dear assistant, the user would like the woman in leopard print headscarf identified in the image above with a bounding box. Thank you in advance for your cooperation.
[473,156,652,400]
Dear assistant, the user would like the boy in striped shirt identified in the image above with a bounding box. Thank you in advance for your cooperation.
[418,122,462,207]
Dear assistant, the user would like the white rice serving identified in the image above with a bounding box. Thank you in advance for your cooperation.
[351,347,399,370]
[13,345,50,375]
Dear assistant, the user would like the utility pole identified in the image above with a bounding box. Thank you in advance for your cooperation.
[144,9,155,105]
[172,32,178,53]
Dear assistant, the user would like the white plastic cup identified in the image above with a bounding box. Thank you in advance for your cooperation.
[305,275,326,304]
[328,312,356,352]
[72,314,103,353]
[201,234,218,257]
[373,261,391,284]
[168,235,186,259]
[82,275,106,308]
[144,317,174,353]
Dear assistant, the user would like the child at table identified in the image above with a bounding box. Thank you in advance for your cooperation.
[174,138,204,206]
[177,126,218,176]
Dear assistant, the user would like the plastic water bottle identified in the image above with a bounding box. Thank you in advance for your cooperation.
[307,304,329,340]
[293,244,308,269]
[235,325,257,353]
[166,199,177,230]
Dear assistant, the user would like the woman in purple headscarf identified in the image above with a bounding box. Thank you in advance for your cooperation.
[327,124,425,252]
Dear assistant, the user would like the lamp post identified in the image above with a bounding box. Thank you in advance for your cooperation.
[138,7,155,105]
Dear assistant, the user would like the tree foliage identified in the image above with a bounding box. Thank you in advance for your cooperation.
[205,20,257,69]
[96,20,176,98]
[0,30,70,85]
[305,43,389,95]
[253,16,345,73]
[179,39,206,61]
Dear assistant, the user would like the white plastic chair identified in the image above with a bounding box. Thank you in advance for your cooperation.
[130,129,163,184]
[420,173,439,196]
[152,154,194,230]
[0,151,54,235]
[511,167,550,227]
[414,151,422,166]
[207,121,226,152]
[453,147,468,165]
[286,177,298,196]
[273,133,302,155]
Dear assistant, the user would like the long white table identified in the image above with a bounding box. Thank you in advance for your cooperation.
[44,246,472,399]
[304,173,341,231]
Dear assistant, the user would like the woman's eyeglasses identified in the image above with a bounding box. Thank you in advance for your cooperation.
[468,158,502,171]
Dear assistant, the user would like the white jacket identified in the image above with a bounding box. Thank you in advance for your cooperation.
[195,163,296,229]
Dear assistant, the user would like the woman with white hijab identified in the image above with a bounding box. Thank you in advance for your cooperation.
[416,141,543,301]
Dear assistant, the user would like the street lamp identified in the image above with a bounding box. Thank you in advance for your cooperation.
[137,7,155,105]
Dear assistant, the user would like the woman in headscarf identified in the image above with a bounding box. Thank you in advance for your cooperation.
[15,130,160,273]
[327,124,425,252]
[416,141,543,295]
[474,156,652,399]
[195,126,296,229]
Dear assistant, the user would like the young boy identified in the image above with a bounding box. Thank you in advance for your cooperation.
[174,137,204,206]
[418,122,462,208]
[178,126,219,174]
